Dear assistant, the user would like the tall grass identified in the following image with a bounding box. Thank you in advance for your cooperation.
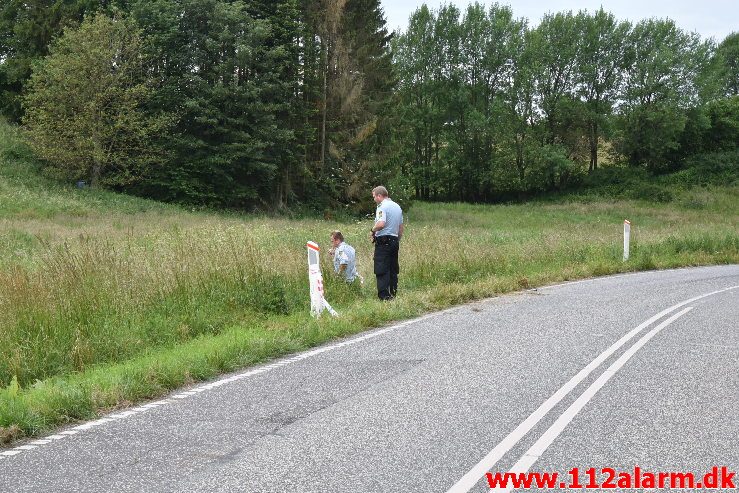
[0,118,738,443]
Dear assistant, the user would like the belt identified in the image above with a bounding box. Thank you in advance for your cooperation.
[375,235,398,245]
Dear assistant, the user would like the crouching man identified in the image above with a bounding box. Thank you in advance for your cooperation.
[329,230,358,283]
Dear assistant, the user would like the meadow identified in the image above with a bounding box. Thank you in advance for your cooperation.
[0,120,737,444]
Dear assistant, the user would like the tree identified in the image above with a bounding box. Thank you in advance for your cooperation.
[130,0,302,208]
[532,12,581,149]
[247,0,305,208]
[22,13,170,188]
[299,0,396,209]
[393,3,582,201]
[614,19,712,169]
[716,32,739,97]
[574,8,630,171]
[680,96,739,155]
[334,0,396,206]
[394,4,467,200]
[456,3,520,201]
[312,0,346,174]
[503,22,538,188]
[430,4,462,200]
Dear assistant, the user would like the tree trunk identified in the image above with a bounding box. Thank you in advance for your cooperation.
[516,135,525,182]
[276,166,290,209]
[90,131,103,188]
[320,37,328,172]
[589,120,598,172]
[90,160,102,189]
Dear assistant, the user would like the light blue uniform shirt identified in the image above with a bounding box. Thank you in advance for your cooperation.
[375,198,403,237]
[333,242,358,283]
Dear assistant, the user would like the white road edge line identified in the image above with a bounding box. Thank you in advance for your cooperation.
[446,285,738,493]
[494,307,694,493]
[537,265,732,292]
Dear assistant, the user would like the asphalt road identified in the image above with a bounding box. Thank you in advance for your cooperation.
[1,265,737,492]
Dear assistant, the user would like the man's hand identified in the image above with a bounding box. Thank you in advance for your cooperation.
[369,230,376,243]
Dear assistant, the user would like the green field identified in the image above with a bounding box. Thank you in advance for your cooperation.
[1,120,737,444]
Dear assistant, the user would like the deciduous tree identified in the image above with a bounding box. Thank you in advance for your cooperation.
[23,13,170,187]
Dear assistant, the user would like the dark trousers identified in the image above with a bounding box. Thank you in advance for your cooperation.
[374,236,399,300]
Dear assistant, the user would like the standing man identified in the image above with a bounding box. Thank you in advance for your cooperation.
[328,230,358,283]
[370,186,403,300]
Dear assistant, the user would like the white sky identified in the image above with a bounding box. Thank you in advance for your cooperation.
[381,0,738,42]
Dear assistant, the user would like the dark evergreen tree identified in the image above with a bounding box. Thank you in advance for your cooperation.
[246,0,305,207]
[1,1,85,119]
[296,0,397,211]
[130,0,302,209]
[337,0,396,207]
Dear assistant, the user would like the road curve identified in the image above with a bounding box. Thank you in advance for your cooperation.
[1,265,737,493]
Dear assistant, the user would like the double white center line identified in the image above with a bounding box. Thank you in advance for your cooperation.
[446,285,738,493]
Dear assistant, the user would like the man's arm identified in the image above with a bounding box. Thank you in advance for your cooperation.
[370,209,385,240]
[372,203,386,234]
[398,223,404,239]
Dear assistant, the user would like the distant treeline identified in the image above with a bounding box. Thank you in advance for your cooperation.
[393,5,738,202]
[0,1,737,209]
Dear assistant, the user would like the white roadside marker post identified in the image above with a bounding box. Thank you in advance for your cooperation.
[306,241,338,317]
[623,219,631,261]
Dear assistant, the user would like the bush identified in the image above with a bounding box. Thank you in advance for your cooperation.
[560,149,737,203]
[628,183,674,202]
[664,151,739,187]
[581,165,649,188]
[0,120,36,164]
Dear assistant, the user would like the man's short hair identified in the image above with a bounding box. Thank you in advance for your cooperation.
[372,186,388,197]
[330,230,344,242]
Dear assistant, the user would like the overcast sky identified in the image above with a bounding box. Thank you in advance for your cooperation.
[381,0,737,42]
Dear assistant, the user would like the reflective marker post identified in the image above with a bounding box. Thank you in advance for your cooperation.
[623,220,631,261]
[307,241,338,317]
